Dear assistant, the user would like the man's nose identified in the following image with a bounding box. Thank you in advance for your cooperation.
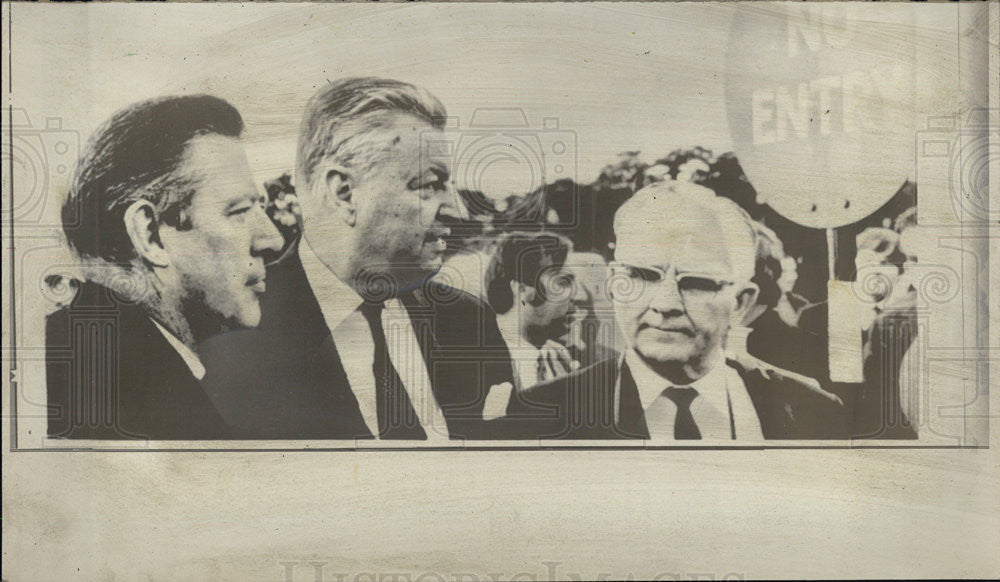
[252,207,285,255]
[647,276,685,315]
[437,183,470,222]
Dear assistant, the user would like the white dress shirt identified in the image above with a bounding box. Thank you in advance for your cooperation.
[152,320,206,381]
[620,350,764,441]
[496,319,545,393]
[299,240,450,441]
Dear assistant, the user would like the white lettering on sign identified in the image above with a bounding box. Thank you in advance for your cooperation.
[774,84,810,141]
[787,4,852,58]
[751,65,904,145]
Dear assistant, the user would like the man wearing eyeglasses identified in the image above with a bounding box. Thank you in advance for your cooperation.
[506,181,843,440]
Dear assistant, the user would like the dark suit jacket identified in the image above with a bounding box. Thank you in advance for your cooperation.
[747,309,825,384]
[502,354,846,440]
[856,302,918,439]
[199,250,516,440]
[795,301,918,440]
[46,282,229,439]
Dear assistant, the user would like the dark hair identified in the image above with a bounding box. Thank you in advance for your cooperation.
[63,94,244,263]
[751,221,784,310]
[486,232,572,315]
[296,77,447,191]
[753,254,783,310]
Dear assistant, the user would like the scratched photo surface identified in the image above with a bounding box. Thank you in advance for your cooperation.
[3,2,997,580]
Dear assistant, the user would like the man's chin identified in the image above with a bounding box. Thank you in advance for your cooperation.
[418,247,445,268]
[231,302,262,329]
[634,342,692,367]
[421,257,444,273]
[241,313,262,329]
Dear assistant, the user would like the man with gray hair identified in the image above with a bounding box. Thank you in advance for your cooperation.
[507,180,843,440]
[208,77,516,439]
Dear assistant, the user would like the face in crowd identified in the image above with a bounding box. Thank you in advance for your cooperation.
[562,251,604,317]
[523,255,586,344]
[158,135,284,333]
[777,254,799,295]
[609,182,758,384]
[558,251,609,343]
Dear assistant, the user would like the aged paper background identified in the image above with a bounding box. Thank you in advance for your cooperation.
[3,2,998,579]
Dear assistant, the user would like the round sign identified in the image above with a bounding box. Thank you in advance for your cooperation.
[725,4,922,229]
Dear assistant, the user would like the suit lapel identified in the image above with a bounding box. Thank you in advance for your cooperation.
[89,284,228,439]
[733,362,793,439]
[263,251,373,438]
[399,289,436,373]
[261,250,331,341]
[615,362,650,439]
[401,288,482,410]
[400,286,519,440]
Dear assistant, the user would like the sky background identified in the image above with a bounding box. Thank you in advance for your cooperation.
[6,2,982,230]
[11,3,737,189]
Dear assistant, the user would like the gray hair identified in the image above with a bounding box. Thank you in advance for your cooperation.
[295,77,447,190]
[613,180,758,282]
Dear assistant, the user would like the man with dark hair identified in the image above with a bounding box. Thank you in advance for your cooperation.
[46,95,284,439]
[486,232,582,392]
[558,250,619,371]
[207,77,516,440]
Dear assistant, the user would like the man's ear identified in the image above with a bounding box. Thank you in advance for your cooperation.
[123,200,170,268]
[731,283,759,323]
[512,280,536,306]
[319,164,355,227]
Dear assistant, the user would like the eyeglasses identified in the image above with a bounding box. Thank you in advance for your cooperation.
[608,261,734,304]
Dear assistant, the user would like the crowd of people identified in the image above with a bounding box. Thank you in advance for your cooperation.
[44,76,919,442]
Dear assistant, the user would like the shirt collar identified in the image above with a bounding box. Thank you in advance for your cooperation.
[496,314,530,353]
[496,315,544,391]
[624,348,727,411]
[299,236,365,333]
[151,320,206,381]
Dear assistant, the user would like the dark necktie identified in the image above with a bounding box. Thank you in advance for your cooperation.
[359,301,427,440]
[662,387,701,440]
